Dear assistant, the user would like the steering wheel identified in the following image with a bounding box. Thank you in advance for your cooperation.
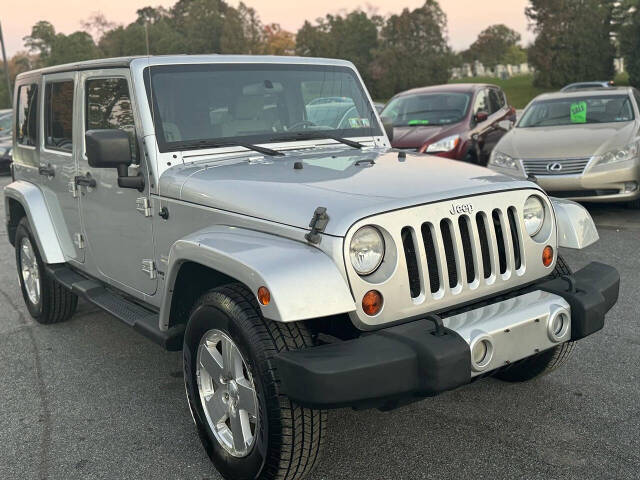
[288,120,318,131]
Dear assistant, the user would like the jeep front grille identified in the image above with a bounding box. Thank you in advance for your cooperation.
[522,157,591,176]
[344,189,557,329]
[401,207,523,299]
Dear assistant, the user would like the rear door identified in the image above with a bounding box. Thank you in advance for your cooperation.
[471,88,492,162]
[484,87,511,158]
[77,70,156,296]
[39,72,84,263]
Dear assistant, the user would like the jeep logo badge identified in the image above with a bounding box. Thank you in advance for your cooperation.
[547,162,563,172]
[449,203,474,215]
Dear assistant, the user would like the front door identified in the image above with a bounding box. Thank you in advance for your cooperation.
[39,72,84,263]
[77,70,156,296]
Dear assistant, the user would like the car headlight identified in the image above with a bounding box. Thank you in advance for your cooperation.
[594,141,639,166]
[349,226,385,275]
[489,150,519,171]
[426,134,460,153]
[523,195,545,236]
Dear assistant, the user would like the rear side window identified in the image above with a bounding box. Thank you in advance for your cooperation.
[16,84,38,147]
[488,89,505,113]
[85,77,137,161]
[473,89,489,115]
[45,81,74,152]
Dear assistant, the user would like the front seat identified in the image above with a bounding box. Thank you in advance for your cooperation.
[221,96,268,137]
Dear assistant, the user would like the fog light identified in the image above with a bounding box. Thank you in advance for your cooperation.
[470,335,493,372]
[623,181,638,193]
[362,290,383,316]
[547,306,570,342]
[542,246,554,267]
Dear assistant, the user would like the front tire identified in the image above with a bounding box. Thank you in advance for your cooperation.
[494,255,575,382]
[183,284,326,480]
[15,217,78,324]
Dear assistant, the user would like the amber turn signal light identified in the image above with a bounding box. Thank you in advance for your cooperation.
[542,246,554,267]
[362,290,383,316]
[257,286,271,306]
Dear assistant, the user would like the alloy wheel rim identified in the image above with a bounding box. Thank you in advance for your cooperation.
[20,237,40,305]
[196,329,259,458]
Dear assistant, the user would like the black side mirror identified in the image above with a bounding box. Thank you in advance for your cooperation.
[85,129,144,191]
[474,111,489,123]
[381,116,394,142]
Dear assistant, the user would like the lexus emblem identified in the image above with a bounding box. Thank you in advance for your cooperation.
[547,162,563,172]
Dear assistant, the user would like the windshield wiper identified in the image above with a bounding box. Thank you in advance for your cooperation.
[176,140,284,156]
[270,132,363,149]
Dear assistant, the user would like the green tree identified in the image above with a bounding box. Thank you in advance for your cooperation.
[371,0,452,99]
[24,21,99,67]
[526,0,616,88]
[619,1,640,88]
[502,44,528,65]
[465,24,522,68]
[296,11,381,89]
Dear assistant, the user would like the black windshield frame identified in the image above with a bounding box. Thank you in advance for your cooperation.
[143,63,382,153]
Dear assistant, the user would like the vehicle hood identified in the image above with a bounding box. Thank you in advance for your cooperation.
[391,124,460,149]
[159,147,537,236]
[497,122,637,159]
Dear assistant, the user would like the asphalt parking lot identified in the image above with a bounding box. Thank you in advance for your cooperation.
[0,175,638,480]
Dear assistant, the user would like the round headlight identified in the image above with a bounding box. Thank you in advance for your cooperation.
[523,195,545,236]
[349,226,385,275]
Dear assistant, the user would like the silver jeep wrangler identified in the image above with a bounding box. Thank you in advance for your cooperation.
[4,56,620,480]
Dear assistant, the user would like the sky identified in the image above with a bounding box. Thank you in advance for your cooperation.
[1,0,534,57]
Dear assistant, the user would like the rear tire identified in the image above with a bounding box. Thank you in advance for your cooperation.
[183,283,326,480]
[494,255,575,382]
[15,217,78,324]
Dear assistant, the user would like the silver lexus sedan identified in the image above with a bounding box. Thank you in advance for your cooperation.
[488,88,640,208]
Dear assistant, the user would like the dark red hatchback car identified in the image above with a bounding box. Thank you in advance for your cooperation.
[380,83,516,165]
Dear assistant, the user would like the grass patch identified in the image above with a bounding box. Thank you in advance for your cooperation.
[449,74,553,109]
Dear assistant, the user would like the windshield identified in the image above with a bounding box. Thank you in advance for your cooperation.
[0,113,12,136]
[518,95,634,128]
[381,92,471,127]
[144,64,381,152]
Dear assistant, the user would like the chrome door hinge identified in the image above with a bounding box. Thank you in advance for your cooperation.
[73,233,85,250]
[136,197,152,217]
[141,259,157,279]
[68,181,79,198]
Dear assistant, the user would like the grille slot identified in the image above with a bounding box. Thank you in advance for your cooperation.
[401,227,421,298]
[507,207,522,270]
[476,213,492,279]
[421,223,440,293]
[522,157,590,176]
[458,216,475,283]
[493,209,507,274]
[440,220,458,289]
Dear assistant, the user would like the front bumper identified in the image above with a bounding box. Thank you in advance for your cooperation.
[534,160,640,203]
[275,262,619,409]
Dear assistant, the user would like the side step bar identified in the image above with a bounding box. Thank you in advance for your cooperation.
[46,265,184,351]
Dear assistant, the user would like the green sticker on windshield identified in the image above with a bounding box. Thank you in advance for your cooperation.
[408,119,430,126]
[570,101,587,123]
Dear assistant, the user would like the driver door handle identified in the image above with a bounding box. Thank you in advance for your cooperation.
[38,165,55,178]
[75,173,97,188]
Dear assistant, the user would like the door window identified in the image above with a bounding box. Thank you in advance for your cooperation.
[45,81,74,152]
[16,84,38,147]
[85,78,137,162]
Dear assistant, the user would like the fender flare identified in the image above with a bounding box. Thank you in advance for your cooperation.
[159,226,356,330]
[3,180,65,264]
[551,197,599,249]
